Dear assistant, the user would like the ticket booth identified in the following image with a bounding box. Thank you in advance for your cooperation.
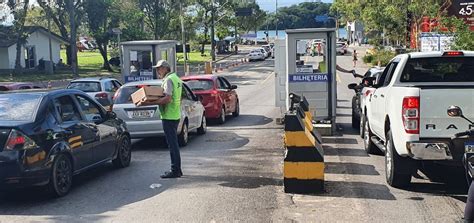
[275,28,337,135]
[120,40,177,83]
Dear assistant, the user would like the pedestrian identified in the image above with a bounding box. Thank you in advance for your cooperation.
[352,50,358,68]
[464,181,474,222]
[153,60,183,178]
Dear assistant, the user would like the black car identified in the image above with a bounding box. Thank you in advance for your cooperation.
[0,89,131,197]
[347,67,385,130]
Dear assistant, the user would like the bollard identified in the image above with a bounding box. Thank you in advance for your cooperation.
[283,93,324,194]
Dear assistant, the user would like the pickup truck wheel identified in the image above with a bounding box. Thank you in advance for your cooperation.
[351,111,359,129]
[363,117,377,154]
[359,115,366,138]
[385,130,413,188]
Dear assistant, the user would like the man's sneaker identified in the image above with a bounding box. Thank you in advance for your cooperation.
[160,170,182,178]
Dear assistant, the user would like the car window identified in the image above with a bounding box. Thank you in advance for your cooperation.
[400,57,474,82]
[0,94,41,121]
[217,78,226,89]
[183,84,197,101]
[181,84,193,100]
[112,80,122,89]
[217,78,230,89]
[114,84,159,104]
[104,81,115,92]
[54,95,82,122]
[376,63,392,86]
[382,62,399,87]
[75,95,103,122]
[220,77,232,89]
[183,79,214,91]
[67,81,101,92]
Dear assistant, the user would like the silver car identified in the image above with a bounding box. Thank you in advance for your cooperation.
[112,79,206,146]
[67,77,122,107]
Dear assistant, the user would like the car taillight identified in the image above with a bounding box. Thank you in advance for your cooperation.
[95,92,108,99]
[5,129,37,150]
[364,90,373,97]
[443,51,463,56]
[402,96,420,134]
[211,90,219,96]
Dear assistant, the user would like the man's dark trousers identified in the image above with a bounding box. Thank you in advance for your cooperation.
[162,119,181,172]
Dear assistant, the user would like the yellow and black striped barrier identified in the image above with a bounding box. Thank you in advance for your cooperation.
[283,94,324,194]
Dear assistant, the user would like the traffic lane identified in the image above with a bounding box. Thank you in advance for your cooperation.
[276,53,467,222]
[0,56,281,222]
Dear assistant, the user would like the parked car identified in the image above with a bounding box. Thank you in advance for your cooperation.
[259,47,269,58]
[348,66,385,132]
[0,82,43,91]
[0,89,131,197]
[112,80,206,146]
[363,50,474,188]
[248,49,266,61]
[67,77,122,107]
[181,75,239,124]
[262,45,272,57]
[336,42,347,55]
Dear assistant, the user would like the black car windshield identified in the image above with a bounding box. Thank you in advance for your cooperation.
[67,81,101,92]
[114,85,159,104]
[400,57,474,82]
[183,80,213,91]
[0,94,41,121]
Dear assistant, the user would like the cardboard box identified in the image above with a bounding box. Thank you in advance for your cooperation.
[131,86,164,106]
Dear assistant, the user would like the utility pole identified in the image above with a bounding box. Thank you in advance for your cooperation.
[180,1,188,75]
[210,0,216,62]
[66,0,78,77]
[275,0,278,38]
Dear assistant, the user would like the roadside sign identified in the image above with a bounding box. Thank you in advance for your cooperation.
[235,8,253,16]
[296,65,313,73]
[447,0,474,31]
[420,32,454,52]
[289,73,330,82]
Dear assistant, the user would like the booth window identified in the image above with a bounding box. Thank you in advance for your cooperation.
[130,50,153,76]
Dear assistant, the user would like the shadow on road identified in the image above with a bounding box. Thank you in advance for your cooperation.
[208,114,273,127]
[324,146,369,157]
[325,162,380,176]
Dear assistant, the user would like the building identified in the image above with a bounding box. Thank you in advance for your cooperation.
[0,26,68,70]
[346,21,365,45]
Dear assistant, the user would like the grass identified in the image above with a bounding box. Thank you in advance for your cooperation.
[0,49,214,82]
[177,51,212,65]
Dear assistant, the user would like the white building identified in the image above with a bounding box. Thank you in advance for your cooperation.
[346,21,365,45]
[0,26,68,70]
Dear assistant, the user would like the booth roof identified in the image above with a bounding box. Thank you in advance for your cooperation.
[120,40,178,46]
[285,28,337,34]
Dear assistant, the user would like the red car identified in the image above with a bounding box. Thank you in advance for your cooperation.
[181,75,239,124]
[0,82,43,91]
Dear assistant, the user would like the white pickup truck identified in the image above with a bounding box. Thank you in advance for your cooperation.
[362,51,474,188]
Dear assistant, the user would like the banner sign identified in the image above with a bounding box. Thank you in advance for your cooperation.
[447,0,474,31]
[289,73,330,82]
[296,65,313,73]
[125,75,153,83]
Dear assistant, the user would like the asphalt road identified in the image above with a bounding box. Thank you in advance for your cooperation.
[0,52,284,222]
[275,46,468,222]
[0,46,469,223]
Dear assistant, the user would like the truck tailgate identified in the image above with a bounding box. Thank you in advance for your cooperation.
[420,89,474,138]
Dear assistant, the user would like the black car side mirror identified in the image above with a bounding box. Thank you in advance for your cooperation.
[347,83,357,90]
[230,85,238,90]
[106,111,117,119]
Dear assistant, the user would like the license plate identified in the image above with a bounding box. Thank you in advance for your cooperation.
[128,110,154,119]
[466,142,474,153]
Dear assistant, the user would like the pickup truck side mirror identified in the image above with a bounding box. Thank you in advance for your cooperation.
[363,77,376,87]
[347,83,357,90]
[447,106,463,117]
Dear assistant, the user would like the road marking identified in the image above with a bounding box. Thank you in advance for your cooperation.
[262,73,273,84]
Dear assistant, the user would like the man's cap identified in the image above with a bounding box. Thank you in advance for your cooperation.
[152,60,170,68]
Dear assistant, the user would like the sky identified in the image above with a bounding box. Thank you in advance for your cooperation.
[257,0,333,12]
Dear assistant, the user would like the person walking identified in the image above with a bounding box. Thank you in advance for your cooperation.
[352,50,358,68]
[153,60,183,178]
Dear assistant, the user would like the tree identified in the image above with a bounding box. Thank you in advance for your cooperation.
[140,0,178,40]
[38,0,83,70]
[439,16,474,50]
[84,0,119,72]
[4,0,30,75]
[238,3,266,34]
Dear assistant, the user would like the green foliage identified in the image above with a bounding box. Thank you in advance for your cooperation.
[363,54,374,64]
[371,50,396,66]
[267,2,332,30]
[439,16,474,51]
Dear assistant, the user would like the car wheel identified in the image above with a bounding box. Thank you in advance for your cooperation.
[232,101,240,117]
[385,130,415,188]
[112,135,132,168]
[47,153,73,197]
[363,117,377,154]
[197,114,207,135]
[178,121,189,147]
[217,107,226,124]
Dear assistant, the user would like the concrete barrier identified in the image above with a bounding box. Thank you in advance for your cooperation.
[283,94,324,194]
